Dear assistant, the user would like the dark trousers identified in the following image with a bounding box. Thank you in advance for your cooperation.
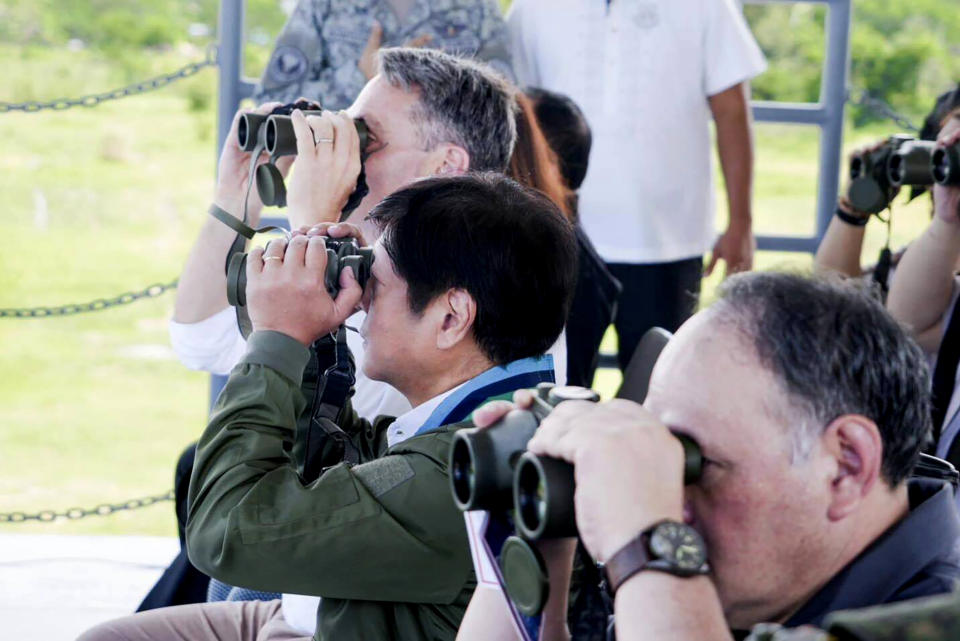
[137,443,210,611]
[607,257,703,372]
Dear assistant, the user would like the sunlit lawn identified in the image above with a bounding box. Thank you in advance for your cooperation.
[0,46,936,536]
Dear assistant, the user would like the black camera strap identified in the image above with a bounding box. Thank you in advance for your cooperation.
[296,326,361,482]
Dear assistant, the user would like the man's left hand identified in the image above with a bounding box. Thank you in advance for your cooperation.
[706,223,755,278]
[285,109,363,229]
[526,399,685,563]
[246,235,364,345]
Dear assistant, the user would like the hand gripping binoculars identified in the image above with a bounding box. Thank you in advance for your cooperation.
[449,383,703,620]
[848,134,960,214]
[237,100,370,211]
[449,383,703,539]
[226,238,373,309]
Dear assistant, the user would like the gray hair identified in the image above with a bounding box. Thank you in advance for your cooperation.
[378,47,517,172]
[711,271,931,486]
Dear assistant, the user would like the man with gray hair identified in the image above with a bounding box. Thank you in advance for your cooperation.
[462,272,960,640]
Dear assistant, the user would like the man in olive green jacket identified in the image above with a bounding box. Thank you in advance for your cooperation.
[79,173,576,641]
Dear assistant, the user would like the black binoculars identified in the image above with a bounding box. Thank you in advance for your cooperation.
[449,383,703,539]
[236,101,370,209]
[513,435,701,540]
[449,383,601,513]
[849,135,960,213]
[226,237,373,309]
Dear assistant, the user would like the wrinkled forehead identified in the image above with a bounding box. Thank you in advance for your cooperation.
[645,310,794,453]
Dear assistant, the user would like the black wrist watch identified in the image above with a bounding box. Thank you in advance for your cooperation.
[602,520,709,595]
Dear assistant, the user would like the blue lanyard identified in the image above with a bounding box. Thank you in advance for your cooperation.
[414,355,556,435]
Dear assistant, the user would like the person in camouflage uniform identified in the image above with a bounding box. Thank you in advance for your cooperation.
[747,591,960,641]
[255,0,514,109]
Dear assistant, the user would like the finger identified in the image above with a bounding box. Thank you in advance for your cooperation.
[406,34,432,48]
[247,246,265,278]
[472,400,518,428]
[263,238,287,264]
[308,223,337,237]
[332,265,364,319]
[704,252,718,277]
[365,21,383,50]
[254,101,283,115]
[307,113,337,151]
[274,154,295,177]
[330,112,355,166]
[285,233,309,267]
[327,223,366,244]
[305,235,329,272]
[512,388,536,409]
[291,109,319,158]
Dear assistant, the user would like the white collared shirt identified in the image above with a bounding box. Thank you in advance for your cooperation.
[508,0,767,263]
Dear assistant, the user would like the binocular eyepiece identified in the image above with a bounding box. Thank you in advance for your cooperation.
[236,102,370,209]
[225,238,373,308]
[849,134,960,213]
[449,383,600,512]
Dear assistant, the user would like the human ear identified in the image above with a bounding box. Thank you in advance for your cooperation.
[431,144,470,176]
[822,415,883,521]
[436,288,476,350]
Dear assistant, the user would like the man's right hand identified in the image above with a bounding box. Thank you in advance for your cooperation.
[214,102,291,223]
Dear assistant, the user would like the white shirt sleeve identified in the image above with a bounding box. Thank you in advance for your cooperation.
[702,0,767,97]
[168,307,247,375]
[505,0,539,86]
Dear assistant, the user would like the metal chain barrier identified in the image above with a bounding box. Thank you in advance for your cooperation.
[847,88,921,132]
[0,44,217,114]
[0,490,174,523]
[0,279,178,318]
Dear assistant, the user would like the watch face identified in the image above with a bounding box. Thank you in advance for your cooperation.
[650,521,707,571]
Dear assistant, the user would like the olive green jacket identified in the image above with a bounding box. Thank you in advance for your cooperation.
[185,331,476,641]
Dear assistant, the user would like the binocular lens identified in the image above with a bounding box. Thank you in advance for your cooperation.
[516,460,544,534]
[887,154,903,184]
[450,439,476,507]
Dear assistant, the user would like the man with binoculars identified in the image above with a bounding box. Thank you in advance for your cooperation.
[80,173,577,641]
[458,272,960,641]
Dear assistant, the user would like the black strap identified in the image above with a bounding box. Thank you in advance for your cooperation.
[871,247,893,301]
[932,294,960,449]
[297,327,360,482]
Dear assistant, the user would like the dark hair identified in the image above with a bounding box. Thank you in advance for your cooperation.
[378,47,517,172]
[367,173,577,365]
[508,93,575,222]
[525,87,592,190]
[715,272,931,486]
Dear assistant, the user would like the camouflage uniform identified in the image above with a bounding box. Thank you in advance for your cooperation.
[254,0,514,110]
[746,591,960,641]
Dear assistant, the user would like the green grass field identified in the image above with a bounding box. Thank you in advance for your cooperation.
[0,45,937,537]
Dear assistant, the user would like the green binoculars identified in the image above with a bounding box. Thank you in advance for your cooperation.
[235,107,370,208]
[226,238,373,308]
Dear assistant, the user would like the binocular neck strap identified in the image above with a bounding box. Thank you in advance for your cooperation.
[208,203,291,240]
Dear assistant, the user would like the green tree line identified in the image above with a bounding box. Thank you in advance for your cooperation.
[2,0,957,125]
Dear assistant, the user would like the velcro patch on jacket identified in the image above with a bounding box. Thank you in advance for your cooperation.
[354,456,416,497]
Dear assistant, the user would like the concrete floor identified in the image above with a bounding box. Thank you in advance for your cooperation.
[0,534,178,640]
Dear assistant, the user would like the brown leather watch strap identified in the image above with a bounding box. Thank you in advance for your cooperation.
[603,531,653,597]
